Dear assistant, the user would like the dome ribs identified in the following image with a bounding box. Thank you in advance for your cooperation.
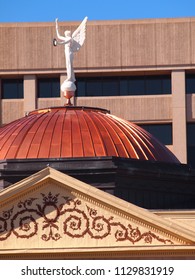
[0,118,24,143]
[88,111,118,157]
[108,115,157,161]
[27,111,56,158]
[98,113,133,158]
[75,110,95,157]
[0,115,39,159]
[0,106,179,163]
[49,110,64,158]
[61,109,73,158]
[82,110,106,157]
[0,118,27,156]
[38,110,59,158]
[132,124,166,161]
[120,119,176,162]
[136,125,179,162]
[70,110,84,157]
[16,113,49,159]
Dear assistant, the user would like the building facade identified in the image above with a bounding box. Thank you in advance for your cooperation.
[0,17,195,166]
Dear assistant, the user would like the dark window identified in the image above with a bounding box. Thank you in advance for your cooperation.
[86,79,102,96]
[37,78,60,98]
[187,146,195,168]
[186,74,195,94]
[120,78,129,95]
[129,76,145,95]
[102,79,118,96]
[139,124,172,145]
[162,76,171,94]
[146,76,162,95]
[76,75,171,97]
[77,80,86,96]
[2,79,23,99]
[187,123,195,168]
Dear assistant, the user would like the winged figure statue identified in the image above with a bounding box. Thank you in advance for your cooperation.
[54,17,88,83]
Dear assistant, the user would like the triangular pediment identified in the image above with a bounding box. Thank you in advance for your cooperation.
[0,167,195,258]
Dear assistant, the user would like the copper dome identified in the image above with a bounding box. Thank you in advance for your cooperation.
[0,106,179,163]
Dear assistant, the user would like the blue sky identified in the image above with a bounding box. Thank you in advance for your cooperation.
[0,0,195,23]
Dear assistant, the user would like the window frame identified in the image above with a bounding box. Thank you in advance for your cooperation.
[186,74,195,94]
[37,77,60,98]
[1,78,24,99]
[76,75,171,97]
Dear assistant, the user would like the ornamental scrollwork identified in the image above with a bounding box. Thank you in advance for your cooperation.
[0,192,174,245]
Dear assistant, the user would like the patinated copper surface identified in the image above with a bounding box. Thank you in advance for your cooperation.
[0,107,179,163]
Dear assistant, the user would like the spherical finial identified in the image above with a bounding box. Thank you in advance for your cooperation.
[61,80,76,106]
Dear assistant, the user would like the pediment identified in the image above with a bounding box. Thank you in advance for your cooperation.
[0,167,195,256]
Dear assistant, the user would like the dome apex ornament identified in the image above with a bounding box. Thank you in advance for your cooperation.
[54,17,88,105]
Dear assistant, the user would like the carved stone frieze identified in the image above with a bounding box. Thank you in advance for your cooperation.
[0,191,173,245]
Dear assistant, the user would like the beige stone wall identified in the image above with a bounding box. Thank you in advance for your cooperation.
[172,70,187,163]
[24,75,36,114]
[37,98,62,109]
[76,95,172,122]
[1,100,24,124]
[154,210,195,232]
[0,18,195,72]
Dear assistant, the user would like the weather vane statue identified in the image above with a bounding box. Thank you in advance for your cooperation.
[53,17,88,105]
